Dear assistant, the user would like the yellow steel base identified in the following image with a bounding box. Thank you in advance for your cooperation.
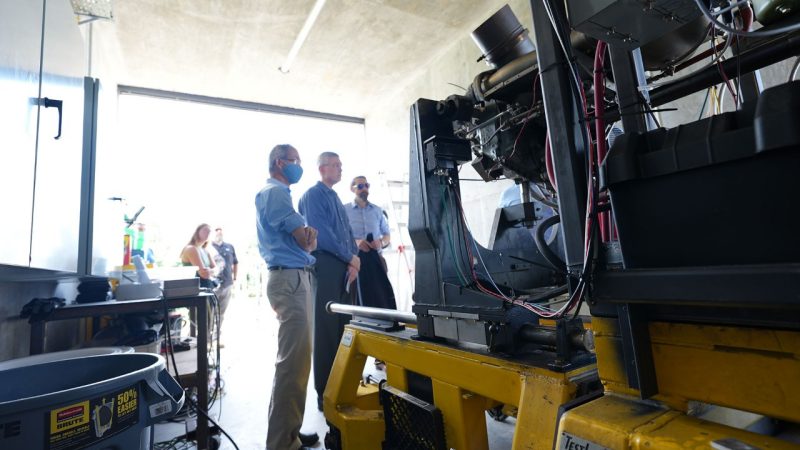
[323,324,597,450]
[556,394,798,450]
[554,318,800,449]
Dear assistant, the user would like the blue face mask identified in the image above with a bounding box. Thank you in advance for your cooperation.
[282,162,303,184]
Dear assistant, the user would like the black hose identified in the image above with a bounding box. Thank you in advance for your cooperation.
[535,215,566,272]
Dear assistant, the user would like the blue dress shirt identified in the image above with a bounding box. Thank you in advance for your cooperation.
[255,178,315,268]
[345,202,390,243]
[299,181,357,264]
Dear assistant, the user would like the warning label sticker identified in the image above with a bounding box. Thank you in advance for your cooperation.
[47,385,139,450]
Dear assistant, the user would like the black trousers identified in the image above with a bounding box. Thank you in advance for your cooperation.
[311,251,352,403]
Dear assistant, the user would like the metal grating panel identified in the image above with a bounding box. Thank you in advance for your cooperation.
[380,385,446,450]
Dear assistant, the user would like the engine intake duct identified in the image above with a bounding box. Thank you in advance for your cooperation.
[471,4,535,69]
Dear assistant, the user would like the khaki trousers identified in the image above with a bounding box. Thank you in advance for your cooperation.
[266,268,313,450]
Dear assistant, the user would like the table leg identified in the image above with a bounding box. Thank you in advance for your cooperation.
[196,298,209,450]
[30,321,45,355]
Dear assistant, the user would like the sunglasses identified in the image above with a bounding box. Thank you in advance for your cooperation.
[353,182,370,189]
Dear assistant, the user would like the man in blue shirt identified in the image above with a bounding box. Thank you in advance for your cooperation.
[345,176,397,310]
[298,151,360,411]
[211,227,238,340]
[256,144,320,450]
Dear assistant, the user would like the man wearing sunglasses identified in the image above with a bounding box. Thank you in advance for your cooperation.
[345,176,397,311]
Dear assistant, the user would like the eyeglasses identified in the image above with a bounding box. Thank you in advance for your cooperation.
[282,158,301,165]
[353,182,370,189]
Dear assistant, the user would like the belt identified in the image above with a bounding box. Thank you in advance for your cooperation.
[268,266,314,272]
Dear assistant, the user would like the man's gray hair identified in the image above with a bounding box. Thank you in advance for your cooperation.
[268,144,295,173]
[317,151,340,167]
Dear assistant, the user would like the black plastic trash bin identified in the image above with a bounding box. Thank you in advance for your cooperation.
[0,353,184,450]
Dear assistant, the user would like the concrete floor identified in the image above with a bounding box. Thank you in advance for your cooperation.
[154,294,516,449]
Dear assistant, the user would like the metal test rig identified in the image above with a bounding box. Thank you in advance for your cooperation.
[324,1,800,449]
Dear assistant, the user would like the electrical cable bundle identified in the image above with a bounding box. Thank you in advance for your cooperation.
[439,173,594,319]
[440,0,610,319]
[155,290,240,450]
[693,0,800,37]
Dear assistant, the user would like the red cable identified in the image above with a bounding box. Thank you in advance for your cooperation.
[740,4,753,31]
[511,72,541,161]
[593,41,609,242]
[717,61,738,105]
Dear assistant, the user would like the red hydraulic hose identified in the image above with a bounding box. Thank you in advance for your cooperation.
[740,4,753,31]
[593,41,609,242]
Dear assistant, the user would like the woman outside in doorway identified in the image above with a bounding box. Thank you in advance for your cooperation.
[180,223,218,288]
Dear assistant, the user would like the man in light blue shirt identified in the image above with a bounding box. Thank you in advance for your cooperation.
[298,151,360,411]
[346,176,391,252]
[255,144,320,450]
[345,176,396,310]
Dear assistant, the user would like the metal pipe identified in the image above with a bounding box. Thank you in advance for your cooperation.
[518,324,595,352]
[602,34,800,123]
[481,51,539,94]
[649,34,800,107]
[326,301,417,324]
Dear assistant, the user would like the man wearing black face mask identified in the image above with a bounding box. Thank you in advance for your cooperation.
[256,144,320,450]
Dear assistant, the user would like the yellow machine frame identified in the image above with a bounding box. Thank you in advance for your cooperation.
[554,318,800,450]
[324,324,598,450]
[325,319,800,449]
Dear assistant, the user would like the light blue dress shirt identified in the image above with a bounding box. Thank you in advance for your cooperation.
[299,181,357,263]
[255,178,315,268]
[345,202,390,244]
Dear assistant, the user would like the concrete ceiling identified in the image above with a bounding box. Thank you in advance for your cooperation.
[91,0,497,118]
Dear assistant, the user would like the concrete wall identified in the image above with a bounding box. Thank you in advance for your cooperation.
[363,0,533,246]
[362,1,800,247]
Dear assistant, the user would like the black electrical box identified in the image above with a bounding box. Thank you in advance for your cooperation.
[423,135,472,171]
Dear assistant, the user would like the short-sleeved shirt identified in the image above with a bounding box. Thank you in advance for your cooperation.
[345,202,390,247]
[298,181,357,264]
[255,178,315,268]
[212,241,238,287]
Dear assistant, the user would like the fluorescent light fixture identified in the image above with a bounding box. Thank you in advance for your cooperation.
[70,0,113,20]
[279,0,327,74]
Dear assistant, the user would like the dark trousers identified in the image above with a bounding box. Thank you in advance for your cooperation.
[311,251,352,404]
[356,250,396,310]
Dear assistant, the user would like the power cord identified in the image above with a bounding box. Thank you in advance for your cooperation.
[160,291,239,450]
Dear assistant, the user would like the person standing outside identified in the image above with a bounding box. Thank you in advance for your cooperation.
[256,144,320,450]
[298,151,360,411]
[345,176,397,310]
[180,224,217,288]
[211,227,238,339]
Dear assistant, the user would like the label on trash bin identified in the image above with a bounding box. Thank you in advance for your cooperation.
[149,399,173,418]
[46,384,140,450]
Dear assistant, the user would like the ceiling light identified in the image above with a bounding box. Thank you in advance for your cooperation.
[70,0,113,21]
[278,0,327,74]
